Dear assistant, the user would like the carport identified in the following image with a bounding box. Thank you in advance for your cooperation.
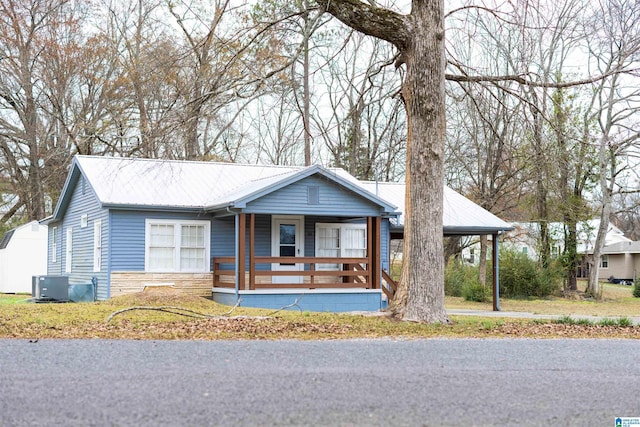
[361,182,514,311]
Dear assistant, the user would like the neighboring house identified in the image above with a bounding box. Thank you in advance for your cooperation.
[46,156,513,312]
[464,219,637,282]
[595,241,640,283]
[470,220,632,262]
[0,221,48,294]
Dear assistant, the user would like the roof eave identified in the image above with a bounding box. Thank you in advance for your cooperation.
[390,224,515,236]
[101,203,206,213]
[443,225,515,236]
[50,158,81,221]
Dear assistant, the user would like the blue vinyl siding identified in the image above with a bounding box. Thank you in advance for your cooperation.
[211,214,278,272]
[47,223,62,276]
[381,218,390,271]
[48,175,109,299]
[110,210,213,271]
[211,216,235,259]
[245,175,383,217]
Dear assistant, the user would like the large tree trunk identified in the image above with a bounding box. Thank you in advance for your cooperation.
[318,0,448,323]
[392,2,448,323]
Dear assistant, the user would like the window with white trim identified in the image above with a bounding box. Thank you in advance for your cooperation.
[145,219,210,272]
[65,227,73,273]
[93,220,102,272]
[600,255,609,269]
[315,223,367,270]
[52,226,57,263]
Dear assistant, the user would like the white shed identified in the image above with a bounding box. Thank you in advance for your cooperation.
[0,221,48,294]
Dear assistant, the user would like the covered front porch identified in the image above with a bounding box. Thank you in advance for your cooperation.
[211,213,398,312]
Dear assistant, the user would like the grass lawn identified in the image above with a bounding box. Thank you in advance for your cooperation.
[0,282,638,340]
[446,281,640,317]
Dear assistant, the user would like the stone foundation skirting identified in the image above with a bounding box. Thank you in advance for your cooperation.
[110,272,213,298]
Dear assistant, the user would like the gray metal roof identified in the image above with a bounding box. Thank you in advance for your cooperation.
[359,181,513,235]
[51,156,513,236]
[53,156,397,217]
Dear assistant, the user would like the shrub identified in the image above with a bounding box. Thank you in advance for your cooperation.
[444,259,468,297]
[633,279,640,298]
[445,259,483,298]
[498,249,562,298]
[462,281,488,302]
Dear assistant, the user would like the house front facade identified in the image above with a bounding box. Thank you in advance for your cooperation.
[47,156,515,312]
[46,156,399,311]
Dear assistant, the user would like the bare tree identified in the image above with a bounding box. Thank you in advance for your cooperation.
[0,0,81,221]
[584,0,640,297]
[313,30,406,180]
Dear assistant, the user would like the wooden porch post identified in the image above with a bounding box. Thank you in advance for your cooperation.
[249,214,255,290]
[367,217,373,287]
[372,216,381,289]
[238,213,246,291]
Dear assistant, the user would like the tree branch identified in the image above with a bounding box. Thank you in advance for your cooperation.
[315,0,410,51]
[445,67,640,88]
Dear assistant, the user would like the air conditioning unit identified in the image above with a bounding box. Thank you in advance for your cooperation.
[32,276,69,302]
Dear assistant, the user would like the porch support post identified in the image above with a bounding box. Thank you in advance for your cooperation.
[492,233,501,311]
[238,213,246,291]
[234,214,239,301]
[249,214,255,290]
[367,217,373,288]
[374,217,381,289]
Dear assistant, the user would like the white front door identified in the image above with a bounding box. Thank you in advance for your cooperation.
[272,216,304,284]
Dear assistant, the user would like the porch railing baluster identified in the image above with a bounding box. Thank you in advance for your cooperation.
[211,256,372,289]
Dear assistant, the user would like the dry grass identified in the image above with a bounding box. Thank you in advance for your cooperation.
[1,285,639,340]
[445,280,640,317]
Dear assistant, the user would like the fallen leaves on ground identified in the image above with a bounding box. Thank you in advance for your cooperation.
[2,288,640,340]
[490,322,640,339]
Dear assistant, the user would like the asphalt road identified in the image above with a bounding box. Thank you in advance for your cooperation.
[1,338,639,426]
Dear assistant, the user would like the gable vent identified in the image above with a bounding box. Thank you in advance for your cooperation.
[307,186,320,205]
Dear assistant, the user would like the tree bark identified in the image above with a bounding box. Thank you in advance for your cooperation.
[317,0,449,323]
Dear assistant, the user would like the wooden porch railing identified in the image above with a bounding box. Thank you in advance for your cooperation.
[213,256,371,290]
[381,269,398,301]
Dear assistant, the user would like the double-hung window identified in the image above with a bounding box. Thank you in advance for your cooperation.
[145,220,210,272]
[315,223,367,270]
[600,255,609,269]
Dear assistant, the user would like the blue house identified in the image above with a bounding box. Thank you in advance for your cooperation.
[46,156,512,312]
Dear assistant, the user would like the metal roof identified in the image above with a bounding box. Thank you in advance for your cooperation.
[51,156,397,218]
[359,181,513,235]
[51,156,513,236]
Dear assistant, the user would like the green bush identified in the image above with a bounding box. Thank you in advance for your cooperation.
[444,259,488,302]
[498,249,561,298]
[462,281,488,302]
[445,259,475,297]
[633,279,640,298]
[445,248,562,300]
